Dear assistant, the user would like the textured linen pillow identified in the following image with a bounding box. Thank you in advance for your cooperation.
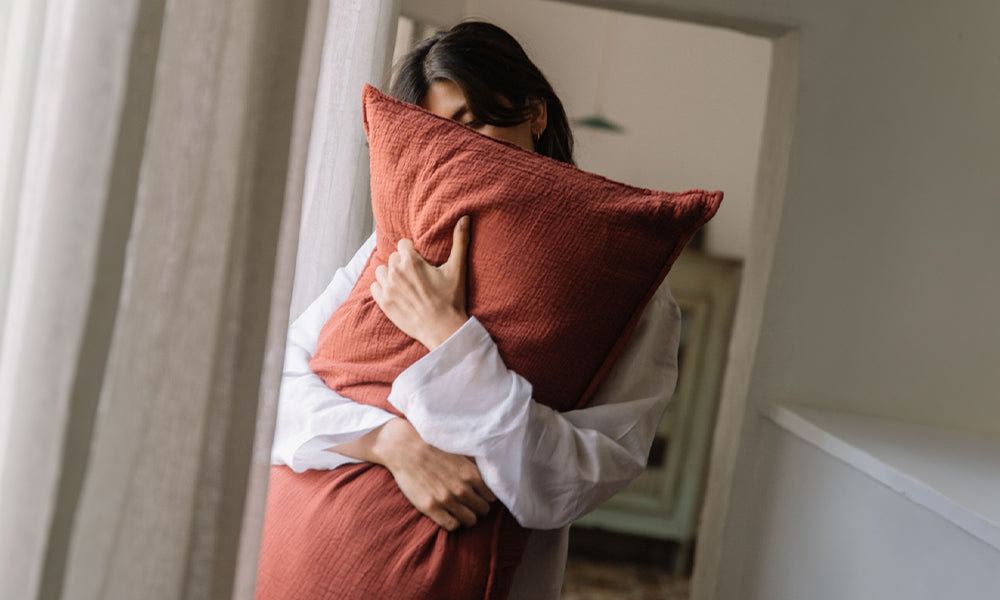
[313,84,722,416]
[256,84,723,600]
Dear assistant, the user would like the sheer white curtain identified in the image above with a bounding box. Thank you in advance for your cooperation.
[0,0,398,597]
[235,1,400,597]
[0,0,48,461]
[0,0,146,596]
[288,1,400,317]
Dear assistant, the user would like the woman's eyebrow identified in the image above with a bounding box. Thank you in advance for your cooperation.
[450,105,469,121]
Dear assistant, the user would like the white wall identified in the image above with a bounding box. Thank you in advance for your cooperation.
[621,0,1000,596]
[567,10,768,260]
[737,418,1000,599]
[738,0,1000,435]
[408,0,769,259]
[401,0,465,26]
[543,0,1000,433]
[411,1,1000,597]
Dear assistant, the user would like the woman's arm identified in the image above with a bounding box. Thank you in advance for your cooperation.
[371,221,682,529]
[272,232,495,531]
[271,233,399,472]
[282,223,680,530]
[387,284,681,529]
[330,417,496,531]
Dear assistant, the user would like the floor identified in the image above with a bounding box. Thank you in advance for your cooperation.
[560,555,692,600]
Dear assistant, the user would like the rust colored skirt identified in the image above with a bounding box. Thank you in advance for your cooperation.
[254,463,529,600]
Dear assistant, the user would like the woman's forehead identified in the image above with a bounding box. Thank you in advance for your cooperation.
[422,80,468,119]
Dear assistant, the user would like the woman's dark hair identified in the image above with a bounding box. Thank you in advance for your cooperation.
[389,21,575,166]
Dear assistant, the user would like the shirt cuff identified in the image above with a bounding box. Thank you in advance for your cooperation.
[288,418,393,473]
[274,396,396,473]
[391,316,492,396]
[387,316,533,456]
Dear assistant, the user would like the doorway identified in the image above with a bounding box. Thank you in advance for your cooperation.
[393,2,794,597]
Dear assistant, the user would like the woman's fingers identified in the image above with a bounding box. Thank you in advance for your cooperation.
[372,264,387,289]
[427,452,492,519]
[397,237,418,258]
[451,458,494,513]
[460,456,496,503]
[468,472,497,504]
[446,215,470,271]
[444,216,470,295]
[455,487,491,517]
[427,507,461,531]
[381,421,497,531]
[412,479,486,530]
[369,232,470,350]
[443,498,479,528]
[383,247,429,296]
[373,261,418,307]
[426,509,460,532]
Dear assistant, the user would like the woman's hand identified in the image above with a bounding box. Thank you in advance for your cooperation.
[379,419,496,531]
[329,417,496,531]
[370,216,470,350]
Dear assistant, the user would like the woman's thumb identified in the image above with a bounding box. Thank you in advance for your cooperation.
[446,215,470,272]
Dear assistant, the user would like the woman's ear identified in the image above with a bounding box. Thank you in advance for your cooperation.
[529,97,548,138]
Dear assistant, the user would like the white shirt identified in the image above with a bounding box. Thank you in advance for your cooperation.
[271,233,681,599]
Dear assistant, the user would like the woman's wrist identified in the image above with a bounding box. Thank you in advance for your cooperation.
[369,418,428,472]
[419,311,468,351]
[327,418,405,466]
[327,418,434,473]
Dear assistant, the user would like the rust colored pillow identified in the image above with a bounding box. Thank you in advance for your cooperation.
[255,84,723,600]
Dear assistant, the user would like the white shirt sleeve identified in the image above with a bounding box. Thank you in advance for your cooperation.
[270,232,398,473]
[387,282,682,529]
[274,234,681,531]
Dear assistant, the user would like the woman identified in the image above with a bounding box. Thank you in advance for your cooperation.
[268,21,681,599]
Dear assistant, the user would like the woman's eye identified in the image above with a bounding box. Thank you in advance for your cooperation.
[464,120,484,129]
